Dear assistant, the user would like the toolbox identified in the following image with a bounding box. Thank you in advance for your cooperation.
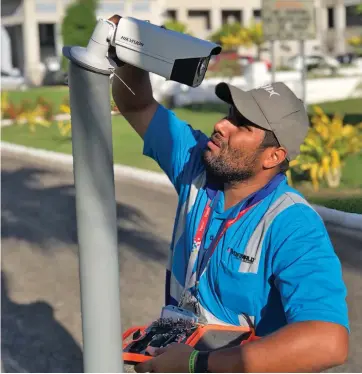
[122,317,259,365]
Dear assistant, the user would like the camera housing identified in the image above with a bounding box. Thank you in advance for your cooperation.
[63,17,222,88]
[112,17,222,87]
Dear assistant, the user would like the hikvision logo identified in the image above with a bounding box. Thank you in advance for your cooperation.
[120,35,144,47]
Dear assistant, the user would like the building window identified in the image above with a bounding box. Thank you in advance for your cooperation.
[327,7,334,29]
[35,1,57,13]
[222,10,242,24]
[188,10,211,30]
[97,1,125,14]
[6,25,22,70]
[253,9,261,20]
[39,24,55,47]
[346,5,362,27]
[166,9,177,21]
[132,0,150,13]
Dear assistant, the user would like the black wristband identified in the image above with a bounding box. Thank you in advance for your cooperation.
[195,351,210,373]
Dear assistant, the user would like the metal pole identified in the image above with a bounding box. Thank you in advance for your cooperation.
[300,39,306,103]
[67,61,123,373]
[271,40,276,83]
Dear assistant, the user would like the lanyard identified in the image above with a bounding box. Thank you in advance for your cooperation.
[194,198,257,286]
[183,173,285,292]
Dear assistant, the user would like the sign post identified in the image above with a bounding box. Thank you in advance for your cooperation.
[262,0,316,102]
[300,39,306,103]
[270,40,276,83]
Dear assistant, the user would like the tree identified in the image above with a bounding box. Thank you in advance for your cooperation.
[220,29,251,51]
[163,20,193,36]
[209,22,252,51]
[209,22,265,59]
[347,5,362,55]
[247,22,264,61]
[209,22,245,47]
[61,0,99,70]
[347,33,362,56]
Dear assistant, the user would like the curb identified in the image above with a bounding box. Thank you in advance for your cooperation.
[0,141,171,187]
[1,141,361,230]
[311,204,362,231]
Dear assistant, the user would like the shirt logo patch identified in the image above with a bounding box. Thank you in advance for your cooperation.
[228,248,255,264]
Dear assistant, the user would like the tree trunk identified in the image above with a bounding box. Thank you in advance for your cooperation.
[257,45,261,61]
[325,167,342,188]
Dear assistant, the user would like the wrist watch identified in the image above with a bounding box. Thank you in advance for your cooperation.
[195,351,210,373]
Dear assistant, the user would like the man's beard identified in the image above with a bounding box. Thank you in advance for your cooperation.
[202,143,261,184]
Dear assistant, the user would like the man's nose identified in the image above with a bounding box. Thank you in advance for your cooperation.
[214,118,233,137]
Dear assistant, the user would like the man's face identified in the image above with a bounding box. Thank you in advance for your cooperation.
[202,106,267,184]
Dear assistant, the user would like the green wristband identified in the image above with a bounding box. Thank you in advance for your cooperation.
[189,350,199,373]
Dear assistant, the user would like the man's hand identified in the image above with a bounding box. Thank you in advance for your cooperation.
[135,343,194,373]
[133,321,348,373]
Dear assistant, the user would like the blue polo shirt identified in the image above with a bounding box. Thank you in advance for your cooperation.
[143,104,349,336]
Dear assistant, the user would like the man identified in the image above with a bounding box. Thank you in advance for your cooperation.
[112,57,349,372]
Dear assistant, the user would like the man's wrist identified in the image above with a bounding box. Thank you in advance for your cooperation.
[194,351,210,373]
[188,350,199,373]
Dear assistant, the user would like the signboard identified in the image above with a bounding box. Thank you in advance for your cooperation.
[262,0,316,41]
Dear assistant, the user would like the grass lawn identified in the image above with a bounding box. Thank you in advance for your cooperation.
[2,87,362,213]
[4,86,362,120]
[310,98,362,115]
[1,109,219,173]
[307,195,362,214]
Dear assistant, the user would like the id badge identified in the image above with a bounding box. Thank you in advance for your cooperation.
[179,290,201,315]
[179,291,209,325]
[161,304,198,323]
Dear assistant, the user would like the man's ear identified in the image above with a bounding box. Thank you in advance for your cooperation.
[262,147,287,170]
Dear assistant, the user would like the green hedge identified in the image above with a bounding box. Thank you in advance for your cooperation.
[307,196,362,214]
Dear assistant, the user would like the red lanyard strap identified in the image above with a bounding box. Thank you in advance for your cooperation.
[184,173,285,291]
[194,200,256,284]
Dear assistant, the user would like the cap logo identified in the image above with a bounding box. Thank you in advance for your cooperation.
[259,84,280,98]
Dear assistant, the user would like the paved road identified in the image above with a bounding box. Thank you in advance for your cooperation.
[1,151,362,373]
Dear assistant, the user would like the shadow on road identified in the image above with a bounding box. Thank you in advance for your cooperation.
[1,166,170,264]
[1,271,84,373]
[2,163,361,273]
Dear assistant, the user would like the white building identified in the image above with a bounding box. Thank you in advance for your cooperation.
[1,0,361,86]
[163,0,362,64]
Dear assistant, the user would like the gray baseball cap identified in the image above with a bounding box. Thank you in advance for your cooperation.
[215,82,309,161]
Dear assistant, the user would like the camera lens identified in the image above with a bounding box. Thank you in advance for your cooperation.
[197,58,208,77]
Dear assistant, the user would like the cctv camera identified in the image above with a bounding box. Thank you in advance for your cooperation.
[63,17,221,88]
[111,17,221,87]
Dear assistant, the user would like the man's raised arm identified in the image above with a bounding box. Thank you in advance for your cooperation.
[109,15,158,139]
[111,63,159,139]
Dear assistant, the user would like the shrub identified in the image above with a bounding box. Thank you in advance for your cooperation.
[57,99,72,137]
[289,106,362,191]
[16,103,52,133]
